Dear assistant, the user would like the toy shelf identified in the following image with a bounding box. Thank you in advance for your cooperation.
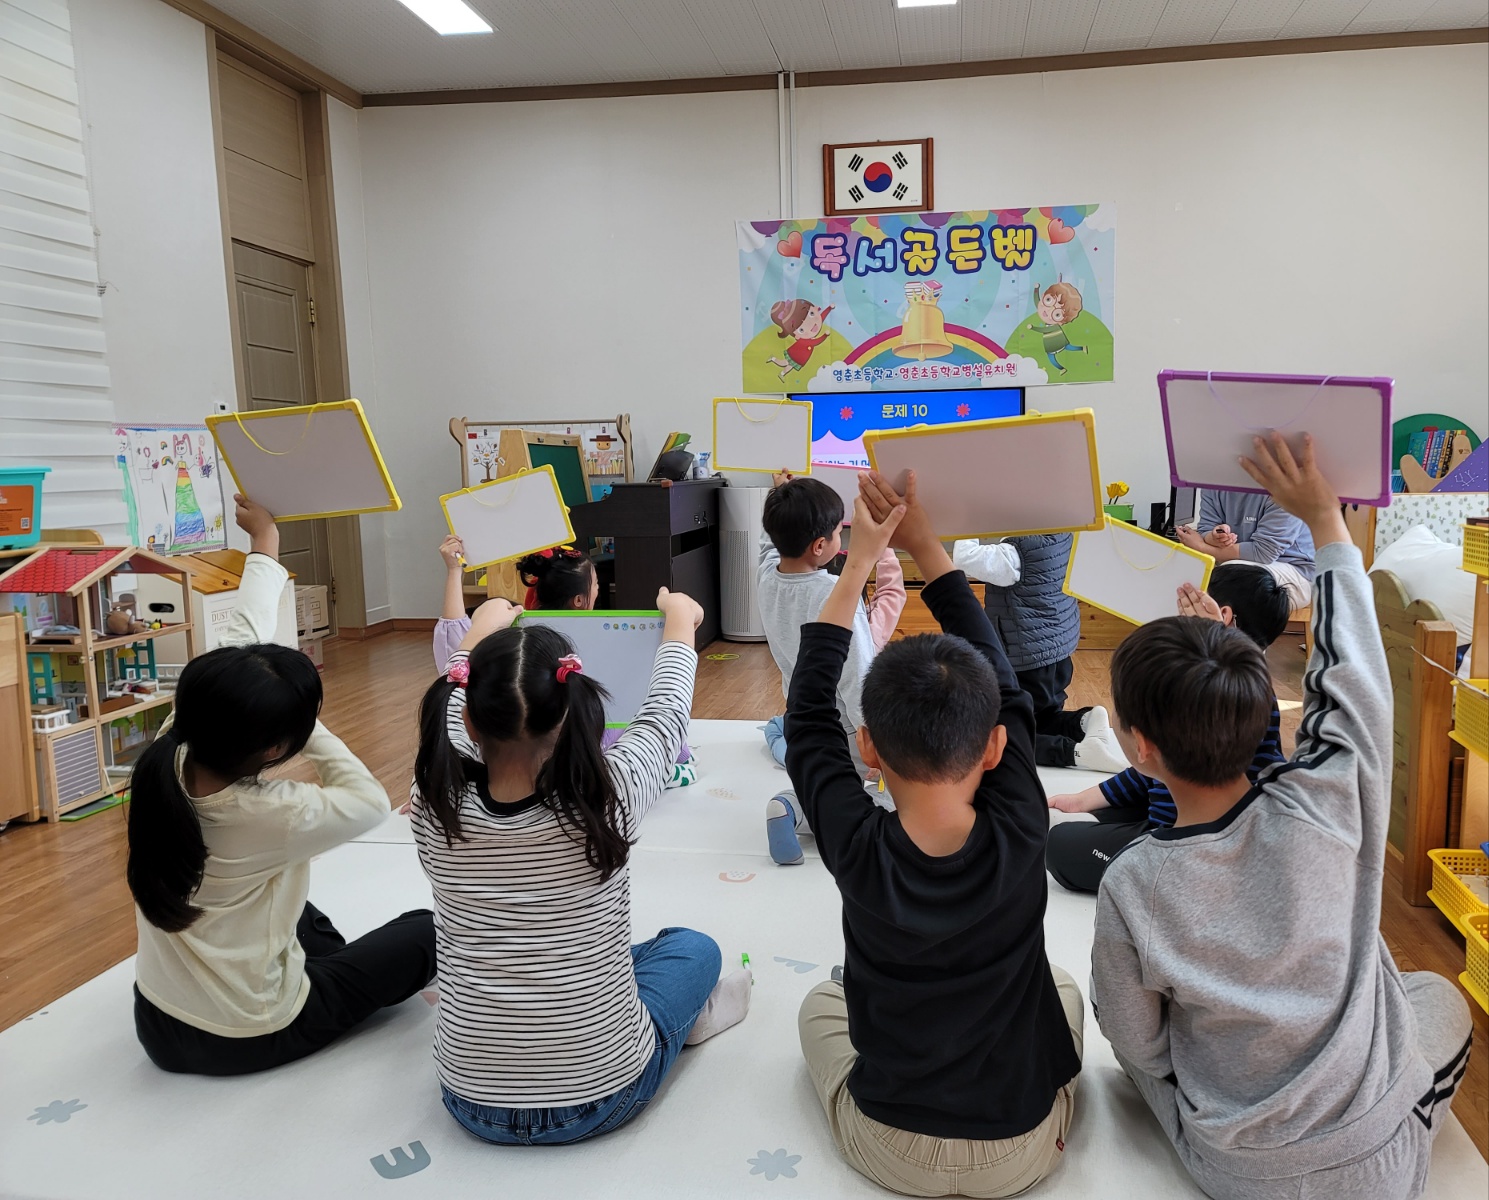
[28,623,188,656]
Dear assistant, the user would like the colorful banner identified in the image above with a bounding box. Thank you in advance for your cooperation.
[738,204,1114,393]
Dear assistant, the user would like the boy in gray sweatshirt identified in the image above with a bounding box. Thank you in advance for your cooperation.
[1092,432,1472,1200]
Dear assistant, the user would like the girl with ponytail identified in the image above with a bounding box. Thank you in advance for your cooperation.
[411,589,750,1145]
[129,495,435,1076]
[432,534,695,785]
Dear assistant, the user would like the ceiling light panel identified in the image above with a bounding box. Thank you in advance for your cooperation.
[395,0,493,35]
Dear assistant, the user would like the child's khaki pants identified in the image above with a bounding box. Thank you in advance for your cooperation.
[797,967,1084,1198]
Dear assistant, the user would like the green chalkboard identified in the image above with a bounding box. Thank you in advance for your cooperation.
[527,442,589,510]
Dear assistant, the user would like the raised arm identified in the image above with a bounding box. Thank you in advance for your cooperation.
[279,725,392,860]
[218,495,288,648]
[1239,432,1388,841]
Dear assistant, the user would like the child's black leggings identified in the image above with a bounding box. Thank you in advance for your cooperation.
[134,902,435,1075]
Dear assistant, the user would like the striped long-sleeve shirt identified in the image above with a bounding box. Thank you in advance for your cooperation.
[1099,698,1284,828]
[410,640,697,1106]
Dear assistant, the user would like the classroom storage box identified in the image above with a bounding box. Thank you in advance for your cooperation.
[0,466,49,551]
[1452,679,1488,761]
[1427,848,1489,935]
[295,585,330,638]
[1463,913,1488,1015]
[1463,522,1488,577]
[299,632,325,671]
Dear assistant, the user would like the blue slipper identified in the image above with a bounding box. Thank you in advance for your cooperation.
[766,794,803,866]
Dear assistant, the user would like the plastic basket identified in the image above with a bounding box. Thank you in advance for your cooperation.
[1463,522,1488,578]
[1428,848,1489,936]
[1463,913,1489,1015]
[0,465,49,551]
[1452,678,1488,761]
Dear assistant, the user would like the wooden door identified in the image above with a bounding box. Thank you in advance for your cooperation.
[231,242,331,597]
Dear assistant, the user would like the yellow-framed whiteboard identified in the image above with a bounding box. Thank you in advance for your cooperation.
[1064,517,1215,627]
[440,466,577,571]
[712,398,813,475]
[206,400,401,521]
[864,409,1102,539]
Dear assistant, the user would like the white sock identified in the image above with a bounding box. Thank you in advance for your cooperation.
[1073,725,1130,773]
[1081,705,1111,738]
[684,968,753,1045]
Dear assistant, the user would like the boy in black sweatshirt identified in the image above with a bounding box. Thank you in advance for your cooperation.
[786,470,1082,1197]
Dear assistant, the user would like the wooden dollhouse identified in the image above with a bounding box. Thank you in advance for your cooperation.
[0,546,196,818]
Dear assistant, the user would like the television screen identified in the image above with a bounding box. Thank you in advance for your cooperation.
[790,387,1024,467]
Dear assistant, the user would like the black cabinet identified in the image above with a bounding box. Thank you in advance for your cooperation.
[569,478,724,647]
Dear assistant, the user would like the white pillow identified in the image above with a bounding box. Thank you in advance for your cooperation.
[1371,524,1476,645]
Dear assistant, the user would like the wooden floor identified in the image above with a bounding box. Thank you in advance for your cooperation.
[1,629,1484,1158]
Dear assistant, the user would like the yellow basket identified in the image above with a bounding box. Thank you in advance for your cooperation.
[1464,913,1489,1015]
[1463,522,1488,577]
[1451,678,1488,761]
[1427,848,1489,936]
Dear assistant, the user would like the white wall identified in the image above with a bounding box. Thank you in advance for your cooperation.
[69,0,246,550]
[70,0,237,427]
[354,89,781,618]
[795,46,1489,503]
[349,43,1488,618]
[325,96,391,625]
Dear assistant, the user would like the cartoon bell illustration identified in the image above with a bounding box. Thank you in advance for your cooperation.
[892,280,953,362]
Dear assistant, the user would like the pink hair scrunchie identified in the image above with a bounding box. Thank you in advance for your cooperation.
[555,654,583,683]
[446,659,471,688]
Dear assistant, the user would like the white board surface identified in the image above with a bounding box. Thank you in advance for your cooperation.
[808,462,863,523]
[1065,518,1215,627]
[515,611,663,726]
[713,398,812,474]
[1159,371,1392,505]
[207,401,399,521]
[442,467,575,571]
[864,411,1103,539]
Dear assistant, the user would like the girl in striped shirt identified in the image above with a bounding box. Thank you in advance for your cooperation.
[411,589,749,1145]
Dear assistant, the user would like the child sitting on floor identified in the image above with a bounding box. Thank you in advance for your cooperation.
[410,589,749,1146]
[1044,563,1292,893]
[788,470,1082,1198]
[953,534,1128,772]
[128,495,435,1076]
[757,472,906,866]
[434,535,694,787]
[1092,433,1472,1200]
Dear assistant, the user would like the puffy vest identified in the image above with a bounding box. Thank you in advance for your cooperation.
[980,534,1080,672]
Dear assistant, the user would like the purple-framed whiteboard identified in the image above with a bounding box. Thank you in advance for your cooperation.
[1158,370,1393,506]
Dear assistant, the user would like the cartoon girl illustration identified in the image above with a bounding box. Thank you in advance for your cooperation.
[1030,282,1088,375]
[766,299,835,382]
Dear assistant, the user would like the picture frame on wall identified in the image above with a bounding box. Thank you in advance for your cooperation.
[823,139,933,216]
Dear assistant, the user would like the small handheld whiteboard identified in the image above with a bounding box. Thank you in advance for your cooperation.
[808,462,864,524]
[514,610,663,727]
[864,410,1103,539]
[441,467,576,571]
[1065,517,1215,627]
[1159,371,1393,506]
[713,398,813,475]
[206,400,401,521]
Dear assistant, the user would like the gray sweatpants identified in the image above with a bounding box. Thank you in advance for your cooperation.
[1119,971,1472,1200]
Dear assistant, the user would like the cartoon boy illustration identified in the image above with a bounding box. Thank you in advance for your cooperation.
[766,299,835,382]
[1030,282,1088,375]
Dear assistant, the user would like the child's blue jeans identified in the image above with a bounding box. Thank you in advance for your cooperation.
[440,927,720,1146]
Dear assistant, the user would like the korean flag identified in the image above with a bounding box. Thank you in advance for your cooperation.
[830,141,927,213]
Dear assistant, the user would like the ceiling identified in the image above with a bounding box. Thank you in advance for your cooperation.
[204,0,1489,94]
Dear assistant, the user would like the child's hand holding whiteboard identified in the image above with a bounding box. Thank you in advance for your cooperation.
[1064,517,1215,627]
[713,398,812,474]
[1159,371,1392,505]
[864,410,1103,539]
[515,610,663,727]
[441,467,575,570]
[206,399,400,521]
